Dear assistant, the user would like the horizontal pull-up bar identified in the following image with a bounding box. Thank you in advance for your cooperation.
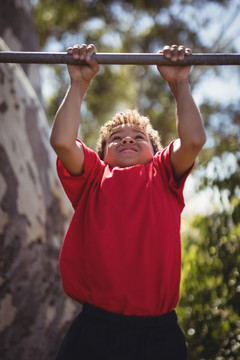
[0,51,240,66]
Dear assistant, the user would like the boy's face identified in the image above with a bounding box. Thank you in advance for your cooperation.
[103,124,154,167]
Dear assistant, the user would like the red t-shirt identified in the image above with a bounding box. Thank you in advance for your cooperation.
[57,140,192,316]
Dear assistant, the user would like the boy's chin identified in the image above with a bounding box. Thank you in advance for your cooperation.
[108,159,152,168]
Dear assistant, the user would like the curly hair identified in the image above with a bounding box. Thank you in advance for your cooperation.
[96,109,162,160]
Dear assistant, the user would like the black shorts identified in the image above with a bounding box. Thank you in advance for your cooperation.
[56,303,187,360]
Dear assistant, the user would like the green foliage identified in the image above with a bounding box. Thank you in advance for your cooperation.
[178,205,240,359]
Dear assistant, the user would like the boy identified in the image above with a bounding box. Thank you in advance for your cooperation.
[50,44,206,360]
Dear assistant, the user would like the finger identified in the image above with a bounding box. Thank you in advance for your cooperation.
[72,44,81,59]
[88,59,100,72]
[84,44,99,71]
[78,44,88,60]
[66,47,73,54]
[87,44,97,54]
[170,45,178,62]
[185,48,192,56]
[178,46,185,61]
[72,44,87,60]
[162,45,171,59]
[86,44,97,60]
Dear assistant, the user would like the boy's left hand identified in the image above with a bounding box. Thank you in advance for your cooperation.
[157,45,192,82]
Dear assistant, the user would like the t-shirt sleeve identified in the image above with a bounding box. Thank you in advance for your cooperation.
[155,140,194,211]
[56,140,103,209]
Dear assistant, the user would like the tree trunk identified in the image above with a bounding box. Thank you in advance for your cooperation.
[0,2,80,359]
[0,0,42,98]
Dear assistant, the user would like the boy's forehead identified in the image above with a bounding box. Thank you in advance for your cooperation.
[109,123,146,135]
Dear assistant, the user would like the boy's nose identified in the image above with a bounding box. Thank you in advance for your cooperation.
[122,136,134,144]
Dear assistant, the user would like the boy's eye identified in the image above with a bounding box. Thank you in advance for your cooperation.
[135,135,144,140]
[112,136,121,141]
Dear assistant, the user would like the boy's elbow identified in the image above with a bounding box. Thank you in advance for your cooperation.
[50,132,59,151]
[195,131,206,145]
[191,132,206,151]
[50,133,69,153]
[201,133,207,147]
[182,132,206,153]
[198,131,207,147]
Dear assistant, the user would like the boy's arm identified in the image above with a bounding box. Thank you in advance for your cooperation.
[50,44,99,176]
[157,45,206,180]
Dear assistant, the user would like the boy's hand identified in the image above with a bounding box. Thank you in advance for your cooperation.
[66,43,99,83]
[157,45,192,83]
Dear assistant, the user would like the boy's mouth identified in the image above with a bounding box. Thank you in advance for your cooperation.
[119,146,138,153]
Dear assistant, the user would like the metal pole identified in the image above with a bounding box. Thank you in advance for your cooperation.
[0,51,240,65]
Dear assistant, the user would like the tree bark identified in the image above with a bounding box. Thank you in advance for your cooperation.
[0,0,42,98]
[0,2,81,359]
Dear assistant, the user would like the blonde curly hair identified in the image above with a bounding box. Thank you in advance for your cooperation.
[96,109,162,160]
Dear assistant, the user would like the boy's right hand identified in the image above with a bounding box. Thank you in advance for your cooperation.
[66,43,99,82]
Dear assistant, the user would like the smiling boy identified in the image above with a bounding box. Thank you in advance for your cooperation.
[103,124,154,167]
[50,44,206,360]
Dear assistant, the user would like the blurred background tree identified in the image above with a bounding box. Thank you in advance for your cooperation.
[1,0,239,358]
[33,0,240,358]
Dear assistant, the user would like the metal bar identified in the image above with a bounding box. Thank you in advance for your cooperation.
[0,51,240,65]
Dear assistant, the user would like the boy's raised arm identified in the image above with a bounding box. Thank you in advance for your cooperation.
[157,45,206,180]
[50,44,99,176]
